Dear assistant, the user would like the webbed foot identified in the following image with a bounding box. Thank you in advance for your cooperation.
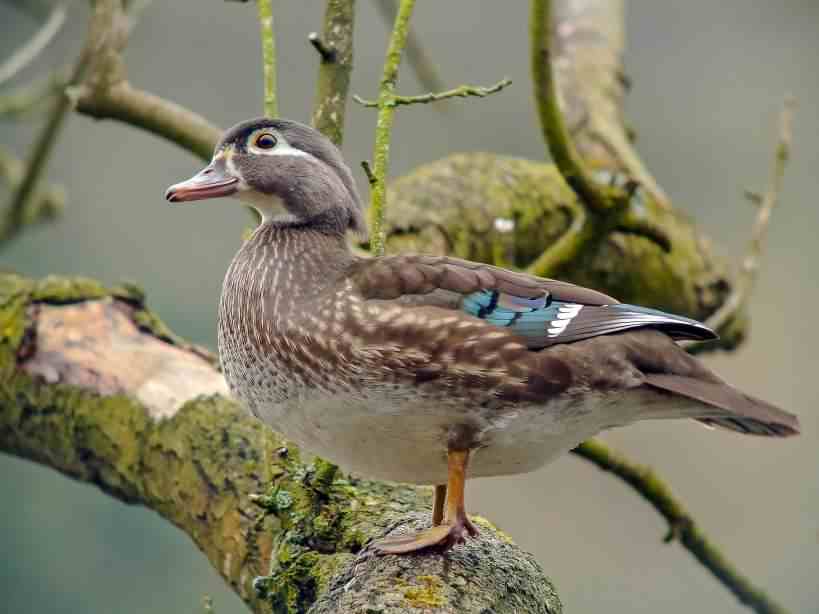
[372,515,479,554]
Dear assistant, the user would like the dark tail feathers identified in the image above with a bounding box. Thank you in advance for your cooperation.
[643,374,799,437]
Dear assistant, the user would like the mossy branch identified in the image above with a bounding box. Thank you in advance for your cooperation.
[256,0,278,118]
[527,0,670,277]
[365,0,417,257]
[370,0,447,96]
[530,0,618,214]
[354,77,511,108]
[572,440,789,614]
[0,273,560,613]
[310,0,356,146]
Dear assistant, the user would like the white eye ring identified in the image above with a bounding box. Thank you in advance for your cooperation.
[255,133,277,149]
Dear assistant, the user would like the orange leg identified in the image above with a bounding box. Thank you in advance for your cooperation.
[373,449,478,554]
[432,484,446,526]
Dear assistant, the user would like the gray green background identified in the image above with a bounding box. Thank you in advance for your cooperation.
[1,2,817,612]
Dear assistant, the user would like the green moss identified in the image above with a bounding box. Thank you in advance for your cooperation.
[31,275,107,303]
[402,575,446,608]
[109,281,146,306]
[132,308,179,344]
[0,273,34,352]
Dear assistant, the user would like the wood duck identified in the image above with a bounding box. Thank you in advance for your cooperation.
[166,118,799,554]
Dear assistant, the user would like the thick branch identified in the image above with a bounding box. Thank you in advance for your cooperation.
[530,0,618,214]
[67,0,220,161]
[76,80,220,162]
[0,274,560,613]
[551,0,669,207]
[310,0,356,146]
[528,0,677,278]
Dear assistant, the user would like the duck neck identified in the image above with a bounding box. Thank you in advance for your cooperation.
[219,220,355,332]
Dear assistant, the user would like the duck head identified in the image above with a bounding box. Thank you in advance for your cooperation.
[165,118,366,236]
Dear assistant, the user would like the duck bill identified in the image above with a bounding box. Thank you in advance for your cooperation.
[165,160,239,203]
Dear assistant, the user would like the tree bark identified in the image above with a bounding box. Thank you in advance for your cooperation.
[0,273,561,613]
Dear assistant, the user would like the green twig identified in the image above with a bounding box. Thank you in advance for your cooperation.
[366,0,416,257]
[370,0,446,96]
[257,0,278,118]
[530,0,618,213]
[572,439,788,614]
[704,97,794,334]
[354,77,512,108]
[0,68,69,119]
[310,0,356,145]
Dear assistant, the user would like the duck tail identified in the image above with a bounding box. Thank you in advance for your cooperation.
[643,374,799,437]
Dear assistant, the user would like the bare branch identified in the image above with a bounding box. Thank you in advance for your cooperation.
[0,146,64,240]
[354,77,511,108]
[0,3,66,85]
[551,0,670,208]
[77,81,220,162]
[0,68,69,119]
[572,440,789,614]
[310,0,356,146]
[72,0,219,161]
[1,13,98,248]
[704,97,795,334]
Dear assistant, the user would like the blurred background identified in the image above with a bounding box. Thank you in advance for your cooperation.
[1,1,817,612]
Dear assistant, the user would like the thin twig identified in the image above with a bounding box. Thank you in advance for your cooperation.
[360,160,376,186]
[354,77,512,108]
[256,0,278,118]
[705,97,794,334]
[366,0,416,257]
[0,4,67,85]
[572,439,789,614]
[310,0,356,146]
[0,68,69,119]
[308,32,336,62]
[530,0,618,213]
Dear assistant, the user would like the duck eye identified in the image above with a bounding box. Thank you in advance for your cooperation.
[255,133,277,149]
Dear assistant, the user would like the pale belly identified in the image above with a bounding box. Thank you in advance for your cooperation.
[240,386,654,485]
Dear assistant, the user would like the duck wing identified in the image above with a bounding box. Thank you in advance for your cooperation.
[351,254,715,349]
